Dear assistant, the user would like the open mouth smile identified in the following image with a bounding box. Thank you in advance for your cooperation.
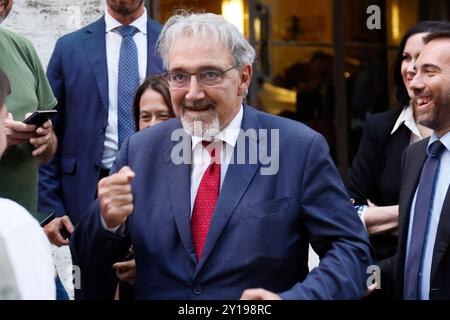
[416,97,432,109]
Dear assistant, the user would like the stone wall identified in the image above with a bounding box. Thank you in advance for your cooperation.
[2,0,104,68]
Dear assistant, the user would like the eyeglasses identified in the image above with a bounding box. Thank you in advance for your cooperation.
[165,66,237,88]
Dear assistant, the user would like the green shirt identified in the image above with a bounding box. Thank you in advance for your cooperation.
[0,27,57,216]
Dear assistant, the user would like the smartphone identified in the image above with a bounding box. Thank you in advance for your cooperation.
[23,109,57,126]
[39,212,55,227]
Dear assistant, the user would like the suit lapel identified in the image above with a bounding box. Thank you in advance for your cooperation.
[145,20,163,75]
[165,125,197,264]
[397,140,428,286]
[83,17,109,111]
[431,186,450,280]
[195,106,261,274]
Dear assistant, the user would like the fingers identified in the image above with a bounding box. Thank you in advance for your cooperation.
[367,199,376,207]
[4,124,37,147]
[39,119,53,130]
[240,289,282,300]
[5,117,37,133]
[115,268,136,283]
[118,166,136,182]
[30,127,56,158]
[30,134,50,154]
[99,166,135,229]
[30,136,53,157]
[4,117,51,148]
[112,259,136,270]
[99,166,135,188]
[61,215,74,234]
[112,259,136,283]
[44,217,71,246]
[98,181,132,198]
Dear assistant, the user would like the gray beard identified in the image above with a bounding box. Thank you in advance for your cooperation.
[180,113,221,139]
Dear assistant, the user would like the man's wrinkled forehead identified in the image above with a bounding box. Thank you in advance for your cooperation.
[167,35,232,68]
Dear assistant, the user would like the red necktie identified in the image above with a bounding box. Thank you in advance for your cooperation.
[191,141,221,260]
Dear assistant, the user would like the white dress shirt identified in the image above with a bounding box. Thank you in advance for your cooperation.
[0,198,55,300]
[190,106,243,214]
[391,104,429,144]
[102,7,148,168]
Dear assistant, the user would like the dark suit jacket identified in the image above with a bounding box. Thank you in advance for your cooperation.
[71,105,373,300]
[38,17,164,224]
[348,107,411,261]
[389,138,450,300]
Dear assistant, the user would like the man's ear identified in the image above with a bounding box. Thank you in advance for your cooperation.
[237,65,252,97]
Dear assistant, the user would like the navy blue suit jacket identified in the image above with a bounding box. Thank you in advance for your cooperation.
[38,17,163,224]
[71,106,373,299]
[383,138,450,300]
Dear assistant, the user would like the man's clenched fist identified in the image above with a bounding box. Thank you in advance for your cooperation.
[98,166,135,229]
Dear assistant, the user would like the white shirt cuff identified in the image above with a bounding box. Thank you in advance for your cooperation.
[100,214,121,233]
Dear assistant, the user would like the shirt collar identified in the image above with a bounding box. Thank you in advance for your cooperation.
[429,131,450,154]
[191,105,244,151]
[104,7,147,34]
[391,105,423,139]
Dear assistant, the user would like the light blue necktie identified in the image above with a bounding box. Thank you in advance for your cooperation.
[116,25,139,146]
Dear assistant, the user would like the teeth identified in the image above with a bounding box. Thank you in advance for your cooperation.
[417,98,430,106]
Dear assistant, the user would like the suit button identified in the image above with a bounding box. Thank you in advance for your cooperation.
[193,285,202,295]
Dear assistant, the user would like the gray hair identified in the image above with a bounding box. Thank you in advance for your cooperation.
[157,11,256,69]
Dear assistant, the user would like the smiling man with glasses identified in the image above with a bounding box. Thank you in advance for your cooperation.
[163,64,241,137]
[72,11,372,300]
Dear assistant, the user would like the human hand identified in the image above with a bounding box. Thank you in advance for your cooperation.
[367,199,377,207]
[112,259,136,284]
[98,166,135,229]
[29,118,57,159]
[44,215,74,246]
[4,112,37,147]
[240,288,282,300]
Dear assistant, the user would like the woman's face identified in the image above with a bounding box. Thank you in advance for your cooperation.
[138,88,173,130]
[401,32,428,99]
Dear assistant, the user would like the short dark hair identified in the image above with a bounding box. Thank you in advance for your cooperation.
[0,68,11,108]
[393,21,450,106]
[424,30,450,43]
[132,74,175,131]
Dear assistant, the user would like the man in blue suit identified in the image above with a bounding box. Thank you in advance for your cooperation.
[39,0,163,246]
[72,12,373,300]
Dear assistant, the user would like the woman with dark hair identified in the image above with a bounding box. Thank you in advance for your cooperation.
[112,74,175,300]
[132,74,175,131]
[348,21,450,263]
